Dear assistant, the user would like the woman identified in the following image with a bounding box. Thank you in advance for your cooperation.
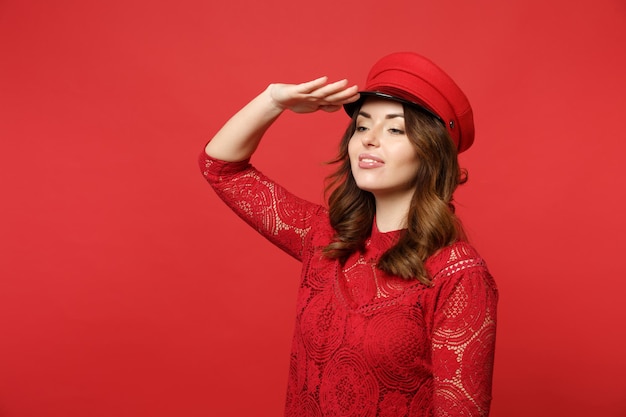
[200,52,498,417]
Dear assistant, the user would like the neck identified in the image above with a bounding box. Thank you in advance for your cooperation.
[374,194,412,232]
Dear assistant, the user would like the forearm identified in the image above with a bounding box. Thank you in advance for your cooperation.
[204,85,283,162]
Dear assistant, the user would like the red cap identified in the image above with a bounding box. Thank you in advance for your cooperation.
[344,52,475,153]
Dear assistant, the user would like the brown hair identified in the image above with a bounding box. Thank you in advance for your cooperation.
[323,102,468,285]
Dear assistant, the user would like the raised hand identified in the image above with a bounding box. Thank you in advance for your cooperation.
[205,76,360,162]
[269,76,360,114]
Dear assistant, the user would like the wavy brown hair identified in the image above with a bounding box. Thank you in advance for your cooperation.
[323,102,468,285]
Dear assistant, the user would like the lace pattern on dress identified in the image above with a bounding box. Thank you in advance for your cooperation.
[202,155,314,260]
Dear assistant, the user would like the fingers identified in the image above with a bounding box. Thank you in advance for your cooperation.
[297,77,359,106]
[322,83,360,104]
[271,76,358,114]
[299,77,355,95]
[307,78,349,97]
[297,76,330,94]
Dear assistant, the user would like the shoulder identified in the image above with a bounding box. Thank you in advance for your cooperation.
[426,241,497,294]
[426,241,486,279]
[425,242,498,326]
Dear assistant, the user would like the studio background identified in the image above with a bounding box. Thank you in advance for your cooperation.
[1,0,625,416]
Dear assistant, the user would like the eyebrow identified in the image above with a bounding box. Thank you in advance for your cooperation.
[358,111,405,119]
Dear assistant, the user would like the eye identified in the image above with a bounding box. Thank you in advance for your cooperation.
[388,128,405,135]
[355,126,368,132]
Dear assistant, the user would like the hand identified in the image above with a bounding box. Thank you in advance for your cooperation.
[269,76,360,114]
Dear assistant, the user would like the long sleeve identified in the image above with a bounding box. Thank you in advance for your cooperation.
[430,256,498,416]
[199,151,325,261]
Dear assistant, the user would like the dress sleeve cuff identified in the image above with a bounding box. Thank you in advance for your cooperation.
[198,150,252,178]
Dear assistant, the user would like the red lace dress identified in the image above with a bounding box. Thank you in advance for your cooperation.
[200,153,498,417]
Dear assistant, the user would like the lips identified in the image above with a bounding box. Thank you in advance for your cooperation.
[358,153,384,168]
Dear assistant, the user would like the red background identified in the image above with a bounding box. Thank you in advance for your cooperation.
[1,0,625,416]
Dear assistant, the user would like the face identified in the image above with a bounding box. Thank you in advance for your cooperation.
[348,98,420,202]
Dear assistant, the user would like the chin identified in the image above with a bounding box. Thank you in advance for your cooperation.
[354,182,379,194]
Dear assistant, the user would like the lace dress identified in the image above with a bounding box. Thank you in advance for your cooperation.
[200,152,498,417]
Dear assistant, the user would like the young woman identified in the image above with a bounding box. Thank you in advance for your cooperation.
[200,52,498,417]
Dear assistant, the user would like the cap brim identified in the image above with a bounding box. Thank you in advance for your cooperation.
[343,91,443,123]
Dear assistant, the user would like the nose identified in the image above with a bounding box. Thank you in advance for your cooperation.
[361,127,380,147]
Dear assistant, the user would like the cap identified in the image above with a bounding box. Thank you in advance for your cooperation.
[344,52,475,153]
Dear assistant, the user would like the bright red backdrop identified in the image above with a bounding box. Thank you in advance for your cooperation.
[1,0,625,416]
